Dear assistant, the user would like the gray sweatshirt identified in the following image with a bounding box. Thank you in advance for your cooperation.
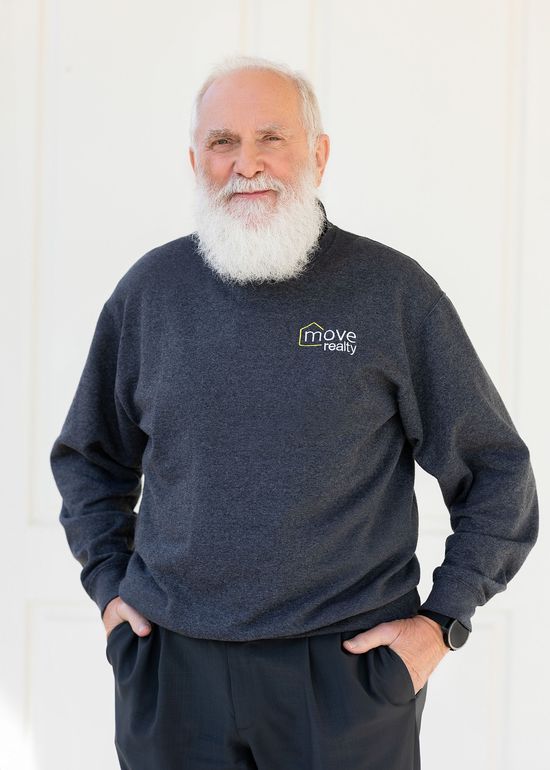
[49,199,539,641]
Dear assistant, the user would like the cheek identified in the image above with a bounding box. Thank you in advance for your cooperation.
[265,160,298,187]
[268,151,311,184]
[203,157,232,186]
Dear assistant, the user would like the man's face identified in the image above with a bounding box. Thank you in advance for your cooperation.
[190,68,326,206]
[188,68,330,285]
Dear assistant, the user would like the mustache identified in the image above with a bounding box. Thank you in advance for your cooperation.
[219,177,286,199]
[196,171,291,202]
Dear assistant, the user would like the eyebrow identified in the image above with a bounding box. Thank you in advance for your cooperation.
[204,123,291,143]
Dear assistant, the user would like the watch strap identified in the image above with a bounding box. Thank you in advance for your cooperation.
[417,609,470,650]
[417,609,454,627]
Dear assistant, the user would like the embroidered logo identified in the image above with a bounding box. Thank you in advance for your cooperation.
[298,322,357,356]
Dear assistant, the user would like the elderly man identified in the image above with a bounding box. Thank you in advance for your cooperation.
[50,55,538,770]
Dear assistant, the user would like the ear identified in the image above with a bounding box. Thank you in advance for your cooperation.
[314,134,330,186]
[189,147,196,174]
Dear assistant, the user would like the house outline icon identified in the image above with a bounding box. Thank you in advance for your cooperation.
[298,321,324,347]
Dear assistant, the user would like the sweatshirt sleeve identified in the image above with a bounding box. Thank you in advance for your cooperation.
[50,300,148,619]
[398,292,539,632]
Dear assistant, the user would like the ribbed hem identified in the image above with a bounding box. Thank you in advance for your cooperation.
[86,560,130,619]
[418,576,482,633]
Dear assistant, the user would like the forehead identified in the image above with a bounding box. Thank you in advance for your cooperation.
[196,69,303,134]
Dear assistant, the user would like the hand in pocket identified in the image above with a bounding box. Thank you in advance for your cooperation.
[103,596,152,640]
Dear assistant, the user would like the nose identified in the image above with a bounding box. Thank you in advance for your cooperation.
[232,140,265,178]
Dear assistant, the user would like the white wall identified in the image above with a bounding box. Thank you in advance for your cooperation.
[2,1,548,768]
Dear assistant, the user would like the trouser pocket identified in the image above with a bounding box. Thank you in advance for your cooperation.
[106,620,133,665]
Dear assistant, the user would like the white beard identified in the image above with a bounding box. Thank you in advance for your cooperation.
[191,161,326,286]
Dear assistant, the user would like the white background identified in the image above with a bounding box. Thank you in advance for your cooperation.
[1,1,548,768]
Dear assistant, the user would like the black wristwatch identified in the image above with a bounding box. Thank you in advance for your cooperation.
[417,609,470,650]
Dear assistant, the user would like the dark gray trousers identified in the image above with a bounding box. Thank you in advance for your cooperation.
[106,621,428,770]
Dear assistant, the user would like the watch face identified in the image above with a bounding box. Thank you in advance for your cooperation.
[448,620,470,649]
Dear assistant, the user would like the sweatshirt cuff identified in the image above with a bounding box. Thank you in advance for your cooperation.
[86,560,130,619]
[418,575,482,633]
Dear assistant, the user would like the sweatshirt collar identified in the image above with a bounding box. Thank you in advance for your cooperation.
[317,198,329,238]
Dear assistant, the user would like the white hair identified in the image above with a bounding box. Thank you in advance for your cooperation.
[189,54,324,156]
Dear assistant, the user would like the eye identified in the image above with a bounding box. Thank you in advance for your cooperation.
[212,138,230,146]
[265,136,282,141]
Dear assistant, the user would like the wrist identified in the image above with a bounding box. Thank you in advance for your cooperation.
[416,614,446,645]
[416,609,471,651]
